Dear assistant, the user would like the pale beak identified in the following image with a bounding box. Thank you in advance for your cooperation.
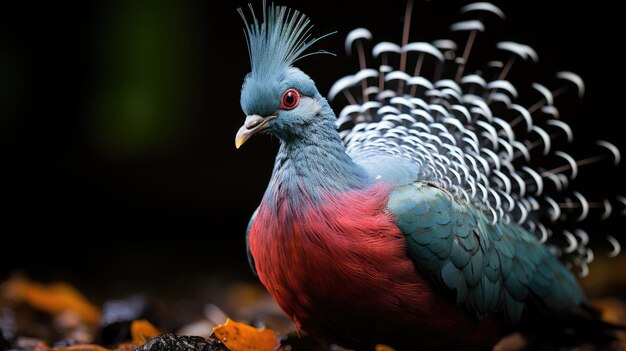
[235,114,276,149]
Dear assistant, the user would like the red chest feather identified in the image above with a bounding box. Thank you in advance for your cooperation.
[248,183,499,350]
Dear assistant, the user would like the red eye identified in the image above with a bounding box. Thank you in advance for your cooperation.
[279,89,300,110]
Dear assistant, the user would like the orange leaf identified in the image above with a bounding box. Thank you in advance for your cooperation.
[3,276,101,324]
[213,318,279,351]
[131,319,160,345]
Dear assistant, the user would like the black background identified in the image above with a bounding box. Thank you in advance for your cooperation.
[1,1,624,291]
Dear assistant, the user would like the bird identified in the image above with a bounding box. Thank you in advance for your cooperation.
[234,1,624,350]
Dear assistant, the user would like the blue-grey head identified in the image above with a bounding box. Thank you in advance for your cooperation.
[235,2,335,148]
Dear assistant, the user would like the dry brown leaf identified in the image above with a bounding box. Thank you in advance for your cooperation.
[3,276,101,324]
[131,319,161,345]
[213,318,279,351]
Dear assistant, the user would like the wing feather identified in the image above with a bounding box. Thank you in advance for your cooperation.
[387,182,586,323]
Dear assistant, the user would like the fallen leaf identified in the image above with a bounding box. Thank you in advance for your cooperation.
[3,276,101,325]
[213,318,279,351]
[375,344,396,351]
[131,320,161,345]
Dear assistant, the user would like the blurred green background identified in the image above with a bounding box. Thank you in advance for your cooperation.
[0,0,625,298]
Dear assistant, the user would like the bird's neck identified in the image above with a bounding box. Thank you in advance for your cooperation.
[264,115,371,209]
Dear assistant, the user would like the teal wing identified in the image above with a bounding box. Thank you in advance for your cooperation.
[387,182,586,323]
[246,207,260,276]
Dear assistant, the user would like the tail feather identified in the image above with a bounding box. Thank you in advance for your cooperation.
[329,2,623,276]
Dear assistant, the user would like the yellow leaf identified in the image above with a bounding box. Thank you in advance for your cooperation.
[3,276,101,325]
[213,318,279,351]
[131,319,161,345]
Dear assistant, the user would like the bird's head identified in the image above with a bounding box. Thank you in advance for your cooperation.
[235,3,335,148]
